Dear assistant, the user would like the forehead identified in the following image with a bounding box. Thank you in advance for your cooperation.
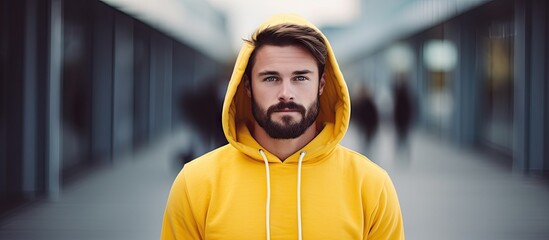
[252,45,317,74]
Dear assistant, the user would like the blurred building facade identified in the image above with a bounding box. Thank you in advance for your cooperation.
[1,0,231,215]
[341,0,548,176]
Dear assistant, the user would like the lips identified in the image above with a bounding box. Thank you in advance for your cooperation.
[274,108,299,112]
[267,102,306,115]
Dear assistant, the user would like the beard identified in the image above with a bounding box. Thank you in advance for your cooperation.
[251,94,320,139]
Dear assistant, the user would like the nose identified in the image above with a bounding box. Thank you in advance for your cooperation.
[278,80,294,102]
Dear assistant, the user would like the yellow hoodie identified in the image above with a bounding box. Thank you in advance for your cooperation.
[161,13,404,240]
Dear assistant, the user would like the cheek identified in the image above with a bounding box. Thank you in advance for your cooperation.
[253,86,275,101]
[250,89,269,108]
[303,87,320,102]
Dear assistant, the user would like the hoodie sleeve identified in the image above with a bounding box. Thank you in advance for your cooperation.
[161,171,203,240]
[365,174,405,240]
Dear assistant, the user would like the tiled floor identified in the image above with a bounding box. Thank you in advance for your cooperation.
[0,129,185,240]
[1,123,549,240]
[344,123,549,240]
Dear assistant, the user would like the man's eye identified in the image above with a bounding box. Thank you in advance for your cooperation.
[264,76,277,82]
[294,76,307,81]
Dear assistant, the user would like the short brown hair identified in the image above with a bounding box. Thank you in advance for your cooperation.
[244,24,327,79]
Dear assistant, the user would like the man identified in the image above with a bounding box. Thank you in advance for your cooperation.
[161,13,404,239]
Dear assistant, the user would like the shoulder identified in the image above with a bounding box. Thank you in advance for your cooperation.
[334,145,390,180]
[178,144,258,186]
[181,144,238,176]
[332,145,394,198]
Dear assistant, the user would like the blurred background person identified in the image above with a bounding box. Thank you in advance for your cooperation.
[351,82,379,152]
[392,74,414,159]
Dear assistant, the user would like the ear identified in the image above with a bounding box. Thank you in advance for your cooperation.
[318,73,326,95]
[244,75,252,98]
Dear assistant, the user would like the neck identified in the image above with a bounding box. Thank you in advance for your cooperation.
[252,122,318,161]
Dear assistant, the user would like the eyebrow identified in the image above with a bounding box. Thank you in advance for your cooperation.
[257,70,313,76]
[257,71,279,76]
[293,70,313,75]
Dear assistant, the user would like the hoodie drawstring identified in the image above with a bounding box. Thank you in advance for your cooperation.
[259,149,307,240]
[297,151,306,240]
[259,149,271,240]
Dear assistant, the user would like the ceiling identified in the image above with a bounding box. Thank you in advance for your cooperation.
[100,0,490,64]
[327,0,490,63]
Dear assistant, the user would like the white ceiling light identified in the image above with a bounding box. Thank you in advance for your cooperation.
[384,42,415,74]
[423,39,457,72]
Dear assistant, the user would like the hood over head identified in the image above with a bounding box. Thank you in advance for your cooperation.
[221,13,350,163]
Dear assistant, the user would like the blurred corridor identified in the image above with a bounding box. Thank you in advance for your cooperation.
[2,0,549,239]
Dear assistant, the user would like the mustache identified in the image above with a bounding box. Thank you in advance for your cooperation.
[266,102,306,115]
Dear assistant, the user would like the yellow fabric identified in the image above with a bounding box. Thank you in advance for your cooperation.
[161,13,404,239]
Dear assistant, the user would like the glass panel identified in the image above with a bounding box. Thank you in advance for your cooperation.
[480,21,514,154]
